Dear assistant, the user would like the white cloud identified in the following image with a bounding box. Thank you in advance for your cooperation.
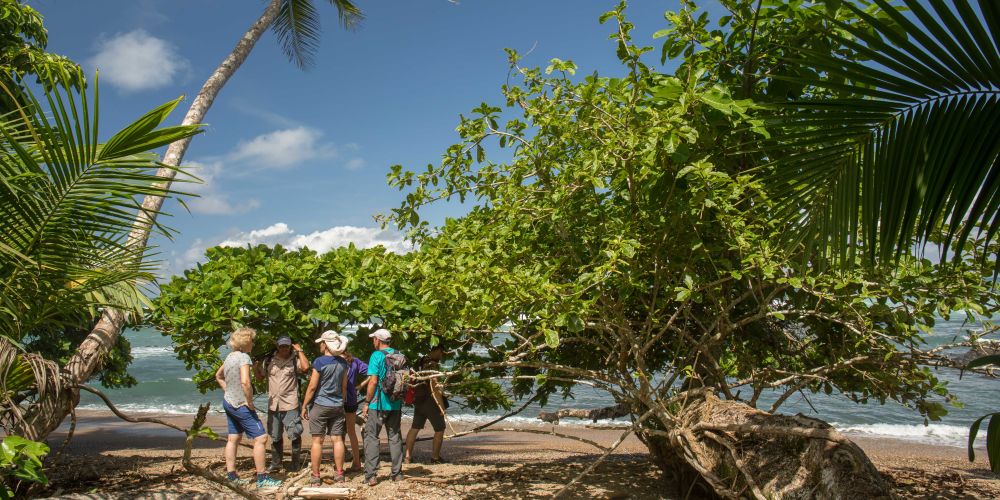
[218,223,412,254]
[218,222,295,247]
[345,158,366,170]
[229,127,336,169]
[288,226,412,254]
[183,161,260,215]
[90,30,189,92]
[167,224,412,277]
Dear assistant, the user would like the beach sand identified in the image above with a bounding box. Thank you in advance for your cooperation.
[30,410,1000,499]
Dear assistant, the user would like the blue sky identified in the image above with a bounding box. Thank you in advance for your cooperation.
[33,0,713,277]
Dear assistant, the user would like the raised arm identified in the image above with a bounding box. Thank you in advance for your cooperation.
[293,343,309,372]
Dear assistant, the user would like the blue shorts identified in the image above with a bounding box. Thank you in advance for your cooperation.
[223,399,266,439]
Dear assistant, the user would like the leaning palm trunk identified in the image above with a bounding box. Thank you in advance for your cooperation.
[35,0,283,439]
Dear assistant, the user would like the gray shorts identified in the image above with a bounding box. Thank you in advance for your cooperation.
[411,398,446,432]
[309,404,346,436]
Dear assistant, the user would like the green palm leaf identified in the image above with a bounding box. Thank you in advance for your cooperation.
[0,75,201,340]
[766,0,1000,264]
[272,0,363,69]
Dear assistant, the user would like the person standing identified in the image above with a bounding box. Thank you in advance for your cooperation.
[404,345,448,463]
[215,327,282,488]
[254,336,309,473]
[362,328,404,486]
[341,349,369,472]
[301,331,350,485]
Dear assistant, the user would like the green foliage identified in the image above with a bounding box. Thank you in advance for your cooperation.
[967,353,1000,475]
[0,0,82,114]
[377,0,998,426]
[0,77,201,342]
[968,411,1000,475]
[0,435,49,499]
[767,0,1000,265]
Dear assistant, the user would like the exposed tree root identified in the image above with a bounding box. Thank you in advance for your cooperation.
[652,394,892,499]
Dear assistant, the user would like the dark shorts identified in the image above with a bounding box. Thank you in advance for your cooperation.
[344,403,359,413]
[309,404,346,436]
[411,398,446,432]
[223,399,266,439]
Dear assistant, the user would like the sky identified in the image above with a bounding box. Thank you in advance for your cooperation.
[31,0,719,279]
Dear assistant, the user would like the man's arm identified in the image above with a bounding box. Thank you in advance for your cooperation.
[430,377,446,413]
[215,364,226,390]
[293,343,309,372]
[240,364,255,411]
[253,360,265,381]
[361,374,378,417]
[301,369,320,419]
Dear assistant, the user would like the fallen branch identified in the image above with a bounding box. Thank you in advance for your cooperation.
[551,407,655,499]
[182,403,259,499]
[417,393,540,443]
[277,463,314,500]
[476,427,609,451]
[537,404,629,424]
[553,427,633,498]
[691,422,851,445]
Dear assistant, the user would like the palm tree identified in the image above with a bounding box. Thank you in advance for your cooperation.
[53,0,363,437]
[768,0,999,265]
[0,74,201,438]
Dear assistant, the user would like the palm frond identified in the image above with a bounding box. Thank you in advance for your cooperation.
[0,75,200,340]
[766,0,1000,264]
[271,0,363,69]
[273,0,322,69]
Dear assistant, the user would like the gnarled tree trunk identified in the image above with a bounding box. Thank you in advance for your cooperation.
[641,394,891,499]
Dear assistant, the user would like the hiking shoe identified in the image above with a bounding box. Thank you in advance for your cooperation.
[334,470,346,483]
[391,474,404,482]
[265,463,282,474]
[309,474,323,486]
[366,476,378,487]
[256,475,282,489]
[227,475,249,486]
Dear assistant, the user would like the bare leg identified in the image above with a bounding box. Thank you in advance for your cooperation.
[404,427,419,463]
[226,434,241,473]
[346,412,361,468]
[253,434,268,473]
[332,435,346,472]
[310,435,324,477]
[431,431,444,460]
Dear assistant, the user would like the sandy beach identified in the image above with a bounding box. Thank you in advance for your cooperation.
[23,409,1000,499]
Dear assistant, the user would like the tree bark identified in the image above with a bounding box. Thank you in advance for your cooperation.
[35,0,283,439]
[640,394,892,499]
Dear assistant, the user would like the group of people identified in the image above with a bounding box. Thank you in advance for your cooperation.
[215,326,448,489]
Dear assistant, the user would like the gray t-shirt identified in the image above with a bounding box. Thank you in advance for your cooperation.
[311,355,348,407]
[223,351,252,407]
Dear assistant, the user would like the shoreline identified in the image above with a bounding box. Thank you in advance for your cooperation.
[29,409,1000,499]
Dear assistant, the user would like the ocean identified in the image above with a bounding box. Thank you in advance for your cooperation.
[77,321,998,448]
